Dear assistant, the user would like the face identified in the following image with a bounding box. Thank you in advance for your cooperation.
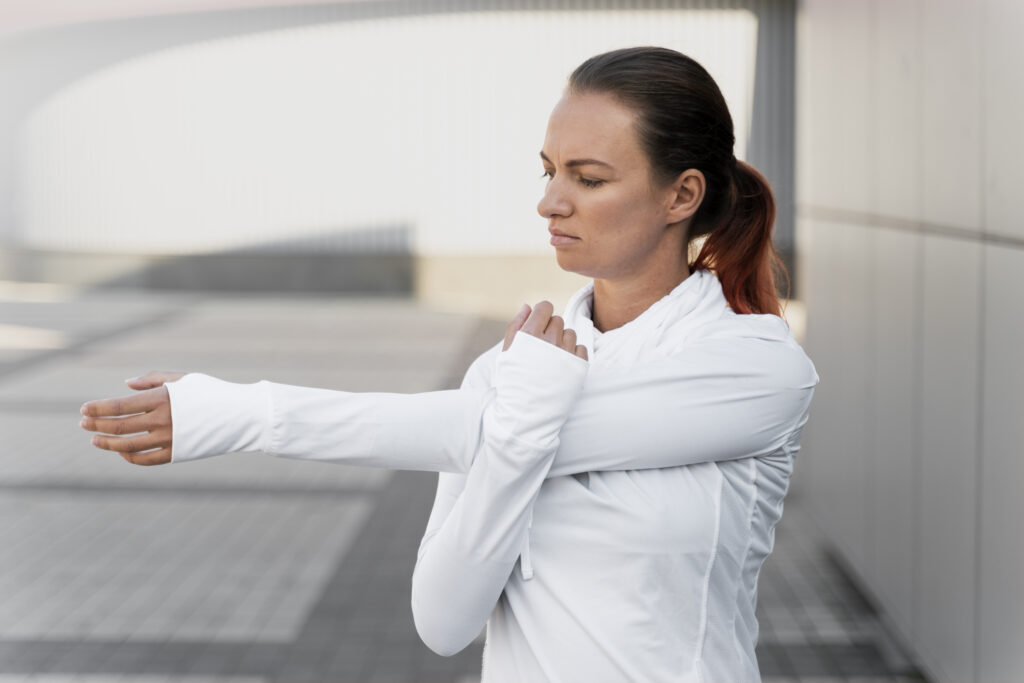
[537,91,696,280]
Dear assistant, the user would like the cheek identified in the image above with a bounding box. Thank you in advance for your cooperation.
[586,192,663,245]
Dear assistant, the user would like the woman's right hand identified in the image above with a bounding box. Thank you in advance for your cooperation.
[79,371,186,466]
[503,301,588,361]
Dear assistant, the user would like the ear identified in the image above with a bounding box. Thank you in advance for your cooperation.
[664,168,705,224]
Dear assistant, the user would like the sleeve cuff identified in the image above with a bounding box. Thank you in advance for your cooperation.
[490,330,589,448]
[165,373,272,463]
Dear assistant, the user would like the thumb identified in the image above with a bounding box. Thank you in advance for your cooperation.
[125,371,186,390]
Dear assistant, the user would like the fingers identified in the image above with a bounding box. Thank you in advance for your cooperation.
[520,300,568,346]
[503,304,532,351]
[560,327,577,354]
[81,385,173,465]
[119,447,172,467]
[505,300,589,361]
[543,315,565,345]
[90,428,170,456]
[81,386,167,418]
[81,411,162,436]
[125,371,186,390]
[521,301,555,337]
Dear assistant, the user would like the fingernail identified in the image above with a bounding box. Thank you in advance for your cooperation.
[79,418,86,428]
[125,377,139,384]
[519,304,529,317]
[80,405,88,415]
[91,435,99,445]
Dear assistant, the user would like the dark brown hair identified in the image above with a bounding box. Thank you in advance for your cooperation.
[568,46,789,316]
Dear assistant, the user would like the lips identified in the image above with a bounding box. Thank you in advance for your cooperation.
[549,228,580,247]
[548,227,578,239]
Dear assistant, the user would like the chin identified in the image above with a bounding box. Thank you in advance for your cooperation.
[553,250,582,273]
[553,250,601,279]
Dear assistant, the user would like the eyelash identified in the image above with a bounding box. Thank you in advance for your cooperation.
[540,170,604,188]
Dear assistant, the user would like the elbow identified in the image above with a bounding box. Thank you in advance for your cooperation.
[411,569,485,656]
[416,629,470,658]
[411,597,477,657]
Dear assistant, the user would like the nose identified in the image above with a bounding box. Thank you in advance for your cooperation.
[537,177,571,220]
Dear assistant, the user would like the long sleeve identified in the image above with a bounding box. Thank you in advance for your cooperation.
[409,330,587,655]
[407,338,497,593]
[165,326,818,476]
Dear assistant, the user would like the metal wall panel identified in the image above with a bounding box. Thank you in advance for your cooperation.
[799,0,1024,679]
[867,227,920,634]
[978,245,1024,683]
[917,235,980,681]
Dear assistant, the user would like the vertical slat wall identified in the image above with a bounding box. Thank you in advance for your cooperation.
[795,0,1024,680]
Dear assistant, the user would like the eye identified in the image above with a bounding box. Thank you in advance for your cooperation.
[539,169,604,188]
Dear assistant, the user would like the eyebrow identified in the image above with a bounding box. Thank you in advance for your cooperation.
[539,151,614,170]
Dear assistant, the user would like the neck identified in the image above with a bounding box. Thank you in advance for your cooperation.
[591,263,692,333]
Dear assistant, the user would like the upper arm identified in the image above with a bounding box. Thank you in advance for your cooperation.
[546,334,819,477]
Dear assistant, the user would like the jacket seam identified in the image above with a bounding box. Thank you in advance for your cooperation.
[694,466,724,668]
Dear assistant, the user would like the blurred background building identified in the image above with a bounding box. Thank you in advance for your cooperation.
[0,1,1021,682]
[0,0,796,317]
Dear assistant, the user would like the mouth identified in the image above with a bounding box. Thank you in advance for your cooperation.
[548,227,580,247]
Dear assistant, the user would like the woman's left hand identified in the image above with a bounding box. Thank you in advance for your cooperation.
[79,371,186,466]
[503,301,588,361]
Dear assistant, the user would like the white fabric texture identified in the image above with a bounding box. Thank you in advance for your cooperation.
[163,267,819,682]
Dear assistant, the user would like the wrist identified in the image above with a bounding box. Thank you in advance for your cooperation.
[165,373,272,462]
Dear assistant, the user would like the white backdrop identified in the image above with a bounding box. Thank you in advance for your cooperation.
[16,8,758,256]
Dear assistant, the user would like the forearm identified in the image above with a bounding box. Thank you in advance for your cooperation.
[410,422,557,655]
[409,331,586,654]
[166,372,488,470]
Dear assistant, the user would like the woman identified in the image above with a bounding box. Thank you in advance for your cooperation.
[81,47,819,682]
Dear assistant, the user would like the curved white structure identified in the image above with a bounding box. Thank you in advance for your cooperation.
[14,8,758,256]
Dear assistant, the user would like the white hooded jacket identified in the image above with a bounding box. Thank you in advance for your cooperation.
[165,267,819,682]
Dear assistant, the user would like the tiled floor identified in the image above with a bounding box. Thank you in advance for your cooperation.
[0,283,928,682]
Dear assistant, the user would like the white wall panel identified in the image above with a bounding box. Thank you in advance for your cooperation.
[868,227,920,635]
[796,0,870,212]
[799,220,871,565]
[921,0,983,232]
[799,0,1024,678]
[978,245,1024,682]
[917,234,980,681]
[984,0,1024,240]
[831,221,873,569]
[797,219,843,531]
[869,0,922,222]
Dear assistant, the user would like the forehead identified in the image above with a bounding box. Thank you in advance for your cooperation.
[542,91,645,166]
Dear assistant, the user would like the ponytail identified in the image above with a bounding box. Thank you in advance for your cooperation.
[690,160,789,317]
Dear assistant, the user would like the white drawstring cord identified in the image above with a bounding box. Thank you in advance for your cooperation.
[519,510,534,580]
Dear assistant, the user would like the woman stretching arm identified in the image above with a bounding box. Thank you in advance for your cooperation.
[80,45,820,680]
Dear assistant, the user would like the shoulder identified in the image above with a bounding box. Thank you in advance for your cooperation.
[685,312,820,391]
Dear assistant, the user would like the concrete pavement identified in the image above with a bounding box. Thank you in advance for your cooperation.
[0,282,925,682]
